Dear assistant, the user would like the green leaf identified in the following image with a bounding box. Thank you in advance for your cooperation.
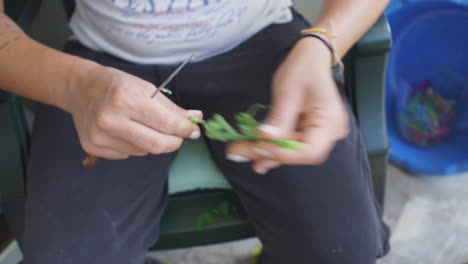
[187,105,305,151]
[235,112,259,138]
[196,213,214,229]
[218,201,230,216]
[204,114,246,141]
[246,104,269,116]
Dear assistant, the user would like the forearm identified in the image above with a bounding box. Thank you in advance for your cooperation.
[312,0,389,58]
[0,12,98,110]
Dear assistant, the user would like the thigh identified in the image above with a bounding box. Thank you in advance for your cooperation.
[176,10,390,264]
[23,43,173,264]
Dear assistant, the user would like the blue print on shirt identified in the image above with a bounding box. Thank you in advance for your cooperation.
[109,0,224,13]
[106,0,247,45]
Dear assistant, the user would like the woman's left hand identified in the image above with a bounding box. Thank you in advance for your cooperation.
[226,37,350,174]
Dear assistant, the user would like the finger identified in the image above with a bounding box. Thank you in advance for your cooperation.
[131,98,201,139]
[84,146,129,160]
[228,126,336,165]
[93,135,148,157]
[257,85,302,139]
[251,127,336,165]
[227,128,303,154]
[152,92,204,119]
[301,127,337,164]
[226,141,269,161]
[113,120,184,154]
[252,159,281,175]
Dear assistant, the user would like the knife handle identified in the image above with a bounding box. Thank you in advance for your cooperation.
[83,155,99,168]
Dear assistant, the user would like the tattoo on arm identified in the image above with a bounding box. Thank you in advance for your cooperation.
[0,14,26,51]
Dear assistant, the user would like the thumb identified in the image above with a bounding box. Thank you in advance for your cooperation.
[258,90,301,139]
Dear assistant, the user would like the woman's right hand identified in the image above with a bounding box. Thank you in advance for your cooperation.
[63,63,202,160]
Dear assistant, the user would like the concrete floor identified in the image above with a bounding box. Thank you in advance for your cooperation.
[379,167,468,264]
[147,165,468,264]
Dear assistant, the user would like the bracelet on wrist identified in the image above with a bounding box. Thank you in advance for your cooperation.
[300,27,344,73]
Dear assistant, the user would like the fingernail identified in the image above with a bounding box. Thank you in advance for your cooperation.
[226,154,251,163]
[188,109,203,116]
[257,124,281,135]
[255,167,269,175]
[253,147,273,159]
[190,130,201,139]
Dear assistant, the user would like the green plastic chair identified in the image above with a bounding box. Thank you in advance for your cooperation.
[0,0,392,252]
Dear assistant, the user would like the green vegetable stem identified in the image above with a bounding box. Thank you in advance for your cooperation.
[189,105,305,150]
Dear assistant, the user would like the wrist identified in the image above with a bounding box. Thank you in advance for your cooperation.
[295,37,333,68]
[58,58,102,112]
[298,32,345,73]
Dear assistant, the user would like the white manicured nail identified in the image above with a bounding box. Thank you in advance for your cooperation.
[188,109,203,116]
[190,130,201,139]
[255,167,269,175]
[257,124,281,135]
[226,154,251,163]
[253,147,273,159]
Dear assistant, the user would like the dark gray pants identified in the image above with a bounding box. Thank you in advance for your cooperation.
[23,10,390,264]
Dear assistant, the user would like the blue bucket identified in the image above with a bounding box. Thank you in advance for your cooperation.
[386,1,468,175]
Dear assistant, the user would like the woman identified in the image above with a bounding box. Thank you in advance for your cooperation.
[0,0,390,263]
